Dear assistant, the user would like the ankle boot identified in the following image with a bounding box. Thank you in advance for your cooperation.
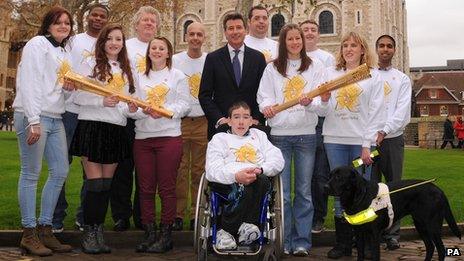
[96,224,111,253]
[20,227,53,256]
[37,225,72,253]
[146,223,173,253]
[82,225,100,254]
[327,217,352,259]
[135,223,157,252]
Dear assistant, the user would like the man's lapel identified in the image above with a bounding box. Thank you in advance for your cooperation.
[241,46,252,87]
[219,45,238,88]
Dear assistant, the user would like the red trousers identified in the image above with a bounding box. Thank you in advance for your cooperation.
[134,136,182,225]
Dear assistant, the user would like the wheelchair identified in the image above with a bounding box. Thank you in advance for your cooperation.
[193,172,284,260]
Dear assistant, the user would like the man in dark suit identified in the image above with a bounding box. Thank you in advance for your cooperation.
[199,12,267,140]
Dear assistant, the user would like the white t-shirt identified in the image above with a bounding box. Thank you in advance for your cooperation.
[244,34,278,62]
[172,51,207,117]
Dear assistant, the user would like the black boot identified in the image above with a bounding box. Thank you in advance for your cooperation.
[135,223,157,252]
[82,225,100,254]
[146,223,173,253]
[96,224,111,253]
[327,217,352,259]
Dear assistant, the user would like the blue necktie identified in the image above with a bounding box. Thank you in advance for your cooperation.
[232,49,241,86]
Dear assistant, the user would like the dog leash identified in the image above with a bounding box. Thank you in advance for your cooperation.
[377,178,436,198]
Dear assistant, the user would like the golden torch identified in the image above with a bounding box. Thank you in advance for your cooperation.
[272,63,371,114]
[64,71,173,118]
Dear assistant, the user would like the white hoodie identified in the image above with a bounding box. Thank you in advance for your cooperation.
[321,67,386,148]
[257,58,327,136]
[73,57,131,126]
[13,36,71,125]
[130,67,190,139]
[375,67,411,139]
[206,128,284,185]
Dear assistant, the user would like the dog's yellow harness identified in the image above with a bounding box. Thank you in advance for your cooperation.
[343,183,394,228]
[343,179,436,226]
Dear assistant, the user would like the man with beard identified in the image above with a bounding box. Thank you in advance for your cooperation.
[52,3,109,233]
[172,22,208,231]
[244,5,278,63]
[373,34,411,250]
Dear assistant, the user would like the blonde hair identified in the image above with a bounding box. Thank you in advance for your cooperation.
[335,31,374,70]
[131,6,159,35]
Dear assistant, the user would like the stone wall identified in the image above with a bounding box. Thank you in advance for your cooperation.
[404,116,460,149]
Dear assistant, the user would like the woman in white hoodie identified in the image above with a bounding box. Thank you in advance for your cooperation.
[257,23,328,256]
[321,32,385,259]
[12,6,74,256]
[130,37,190,253]
[70,24,135,254]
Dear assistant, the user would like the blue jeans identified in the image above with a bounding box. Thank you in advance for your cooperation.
[14,112,69,228]
[52,111,79,228]
[271,134,316,251]
[324,143,373,218]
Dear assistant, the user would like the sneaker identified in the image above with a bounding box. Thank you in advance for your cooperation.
[216,229,237,250]
[311,220,324,233]
[172,217,183,231]
[238,222,260,245]
[386,238,400,250]
[293,247,309,257]
[75,221,83,232]
[52,225,63,234]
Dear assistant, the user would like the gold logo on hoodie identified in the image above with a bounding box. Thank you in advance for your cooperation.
[284,75,306,102]
[234,144,257,164]
[261,49,272,61]
[146,83,169,107]
[188,73,201,99]
[336,83,362,112]
[136,54,146,73]
[106,73,125,93]
[384,82,392,97]
[57,59,71,85]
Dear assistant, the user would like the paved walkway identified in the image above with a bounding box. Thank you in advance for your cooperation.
[1,237,463,260]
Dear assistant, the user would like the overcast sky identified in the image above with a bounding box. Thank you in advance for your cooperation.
[406,0,464,67]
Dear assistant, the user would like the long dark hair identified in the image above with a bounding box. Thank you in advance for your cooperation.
[144,37,173,76]
[38,6,74,45]
[92,24,135,94]
[273,23,311,77]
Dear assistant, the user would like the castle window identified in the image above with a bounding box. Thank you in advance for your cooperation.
[440,105,448,116]
[420,105,429,116]
[271,13,285,37]
[183,20,194,42]
[356,10,362,25]
[319,10,334,34]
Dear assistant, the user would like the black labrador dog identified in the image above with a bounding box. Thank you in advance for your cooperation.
[326,166,461,261]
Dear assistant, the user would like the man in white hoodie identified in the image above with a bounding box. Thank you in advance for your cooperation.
[244,5,278,63]
[373,34,411,251]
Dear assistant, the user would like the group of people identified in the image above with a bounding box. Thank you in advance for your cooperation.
[441,115,464,149]
[0,108,13,131]
[13,3,412,259]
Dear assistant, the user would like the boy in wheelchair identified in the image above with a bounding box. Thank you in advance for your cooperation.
[205,101,284,251]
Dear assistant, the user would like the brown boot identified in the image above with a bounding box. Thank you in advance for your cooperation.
[20,227,53,256]
[38,225,73,253]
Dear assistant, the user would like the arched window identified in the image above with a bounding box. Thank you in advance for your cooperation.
[440,105,448,116]
[319,10,334,34]
[183,20,194,42]
[271,14,285,37]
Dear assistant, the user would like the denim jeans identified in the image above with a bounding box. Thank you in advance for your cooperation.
[14,111,69,228]
[324,143,373,218]
[52,111,79,228]
[271,134,316,251]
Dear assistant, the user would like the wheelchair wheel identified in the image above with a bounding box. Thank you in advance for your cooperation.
[272,175,284,258]
[194,173,209,254]
[197,237,208,261]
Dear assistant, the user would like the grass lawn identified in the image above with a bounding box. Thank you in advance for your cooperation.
[0,131,463,230]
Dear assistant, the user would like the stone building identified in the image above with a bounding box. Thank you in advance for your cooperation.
[0,6,13,111]
[155,0,409,72]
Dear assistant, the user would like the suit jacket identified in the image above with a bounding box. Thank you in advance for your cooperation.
[199,44,267,139]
